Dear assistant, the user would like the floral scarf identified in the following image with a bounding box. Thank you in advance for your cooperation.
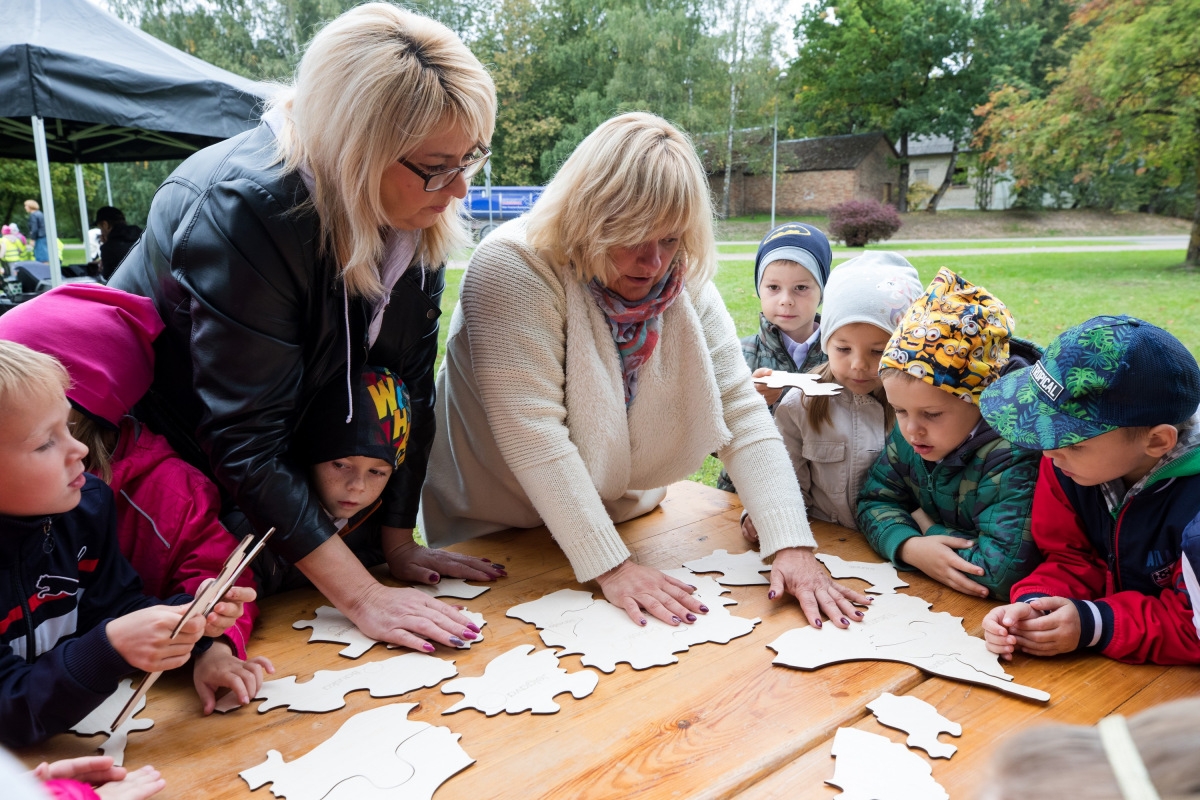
[587,268,685,406]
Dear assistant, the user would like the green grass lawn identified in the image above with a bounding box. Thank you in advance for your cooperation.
[436,247,1198,487]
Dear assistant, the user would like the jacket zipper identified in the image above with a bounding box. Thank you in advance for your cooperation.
[13,519,51,663]
[1110,503,1130,592]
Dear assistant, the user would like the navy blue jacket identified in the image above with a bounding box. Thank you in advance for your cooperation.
[0,476,193,748]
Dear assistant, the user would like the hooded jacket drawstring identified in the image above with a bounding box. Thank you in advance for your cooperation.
[343,277,353,424]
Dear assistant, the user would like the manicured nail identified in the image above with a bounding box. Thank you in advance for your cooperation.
[462,629,477,640]
[671,616,681,624]
[492,563,506,570]
[855,611,864,617]
[767,590,777,600]
[481,558,491,563]
[687,584,697,590]
[466,622,481,633]
[429,573,440,583]
[840,617,850,626]
[422,642,435,652]
[639,618,647,626]
[685,613,697,622]
[454,604,467,610]
[699,605,709,613]
[450,636,466,647]
[814,619,823,628]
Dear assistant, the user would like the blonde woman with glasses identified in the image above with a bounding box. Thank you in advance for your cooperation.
[111,3,503,653]
[421,113,870,630]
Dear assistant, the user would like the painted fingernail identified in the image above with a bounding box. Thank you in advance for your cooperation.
[492,563,506,570]
[429,573,440,583]
[671,616,681,624]
[685,613,697,622]
[855,611,864,617]
[462,629,477,640]
[454,604,467,610]
[687,584,697,590]
[814,619,823,628]
[699,605,709,613]
[450,636,466,647]
[840,617,850,626]
[639,618,648,626]
[466,622,481,633]
[481,558,491,563]
[767,590,777,600]
[422,642,436,652]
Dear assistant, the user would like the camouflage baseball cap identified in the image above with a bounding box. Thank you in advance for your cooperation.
[980,315,1200,449]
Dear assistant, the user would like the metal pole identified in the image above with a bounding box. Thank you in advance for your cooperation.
[31,116,63,287]
[104,162,113,206]
[770,101,779,229]
[75,163,91,262]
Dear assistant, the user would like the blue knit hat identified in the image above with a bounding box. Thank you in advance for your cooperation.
[754,223,832,297]
[980,316,1200,449]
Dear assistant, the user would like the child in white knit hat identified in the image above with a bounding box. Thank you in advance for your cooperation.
[743,252,922,541]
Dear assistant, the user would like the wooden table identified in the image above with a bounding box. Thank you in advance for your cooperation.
[16,482,1200,799]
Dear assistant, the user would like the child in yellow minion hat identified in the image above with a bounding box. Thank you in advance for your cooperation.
[856,268,1044,599]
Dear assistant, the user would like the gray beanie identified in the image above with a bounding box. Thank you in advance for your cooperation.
[819,251,923,350]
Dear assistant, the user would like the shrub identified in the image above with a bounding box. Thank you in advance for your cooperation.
[827,199,902,247]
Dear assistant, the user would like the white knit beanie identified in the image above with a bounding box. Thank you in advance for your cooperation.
[820,251,923,350]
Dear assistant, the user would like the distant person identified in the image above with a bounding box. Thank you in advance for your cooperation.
[91,207,142,280]
[857,268,1043,600]
[24,199,47,262]
[981,316,1200,665]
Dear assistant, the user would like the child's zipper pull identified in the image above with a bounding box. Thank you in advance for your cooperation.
[42,519,54,553]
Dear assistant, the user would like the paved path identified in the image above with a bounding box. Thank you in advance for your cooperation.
[717,235,1189,260]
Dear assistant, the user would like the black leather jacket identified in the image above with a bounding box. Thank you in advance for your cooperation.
[110,124,444,564]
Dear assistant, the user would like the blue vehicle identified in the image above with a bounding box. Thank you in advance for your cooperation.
[465,186,543,240]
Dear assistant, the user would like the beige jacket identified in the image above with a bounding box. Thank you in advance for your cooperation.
[774,388,886,530]
[419,219,814,582]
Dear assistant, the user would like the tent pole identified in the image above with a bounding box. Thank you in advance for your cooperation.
[31,116,63,287]
[104,163,113,206]
[75,163,91,262]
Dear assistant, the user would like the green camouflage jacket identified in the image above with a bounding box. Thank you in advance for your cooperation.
[855,421,1042,599]
[739,313,827,375]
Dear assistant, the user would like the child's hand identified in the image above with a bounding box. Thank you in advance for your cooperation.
[94,765,166,800]
[751,368,783,406]
[195,579,256,638]
[898,535,989,598]
[106,605,204,672]
[741,514,759,544]
[983,602,1036,659]
[192,641,275,715]
[33,755,125,784]
[984,599,1080,659]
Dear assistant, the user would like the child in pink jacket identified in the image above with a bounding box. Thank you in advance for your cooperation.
[0,284,273,713]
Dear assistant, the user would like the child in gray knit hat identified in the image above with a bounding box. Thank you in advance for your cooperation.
[742,252,922,540]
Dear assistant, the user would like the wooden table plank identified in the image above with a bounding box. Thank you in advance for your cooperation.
[10,483,908,800]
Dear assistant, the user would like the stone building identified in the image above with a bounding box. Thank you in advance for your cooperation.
[709,132,900,217]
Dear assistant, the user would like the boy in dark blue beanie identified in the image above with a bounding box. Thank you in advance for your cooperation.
[720,222,833,493]
[980,316,1200,664]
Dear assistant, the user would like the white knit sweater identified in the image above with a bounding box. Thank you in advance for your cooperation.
[419,219,815,582]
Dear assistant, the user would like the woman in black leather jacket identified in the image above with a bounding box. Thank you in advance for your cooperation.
[109,3,504,652]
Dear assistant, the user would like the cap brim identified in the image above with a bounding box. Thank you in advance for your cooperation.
[980,367,1118,450]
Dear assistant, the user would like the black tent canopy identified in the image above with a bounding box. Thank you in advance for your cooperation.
[0,0,272,282]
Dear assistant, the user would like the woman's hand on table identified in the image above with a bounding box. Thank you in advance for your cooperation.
[345,581,483,653]
[382,527,507,584]
[594,560,708,627]
[768,547,871,629]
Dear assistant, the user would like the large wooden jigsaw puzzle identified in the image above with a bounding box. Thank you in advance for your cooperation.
[507,571,759,673]
[69,678,155,766]
[441,644,598,716]
[294,606,486,657]
[826,727,949,800]
[254,653,459,713]
[682,549,771,585]
[815,553,910,594]
[767,592,1050,701]
[240,703,472,800]
[866,693,961,759]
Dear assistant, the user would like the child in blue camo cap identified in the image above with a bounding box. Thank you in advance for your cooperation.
[980,316,1200,665]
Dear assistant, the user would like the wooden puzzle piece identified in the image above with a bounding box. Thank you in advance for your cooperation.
[240,703,472,800]
[255,653,459,713]
[826,727,949,800]
[753,371,842,395]
[866,693,961,759]
[294,606,487,658]
[767,592,1050,702]
[816,553,910,594]
[682,549,770,585]
[441,644,598,716]
[507,576,759,673]
[70,678,155,766]
[410,578,490,600]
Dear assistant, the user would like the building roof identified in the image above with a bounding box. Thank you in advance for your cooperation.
[774,132,897,172]
[906,134,973,157]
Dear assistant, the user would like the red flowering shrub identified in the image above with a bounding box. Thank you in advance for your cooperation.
[827,200,902,247]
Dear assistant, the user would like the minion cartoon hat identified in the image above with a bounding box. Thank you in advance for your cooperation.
[879,267,1014,404]
[294,366,410,468]
[820,251,923,351]
[754,222,832,297]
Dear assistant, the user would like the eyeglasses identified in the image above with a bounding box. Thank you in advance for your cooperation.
[398,145,491,192]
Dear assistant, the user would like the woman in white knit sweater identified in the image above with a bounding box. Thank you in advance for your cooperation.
[420,113,869,629]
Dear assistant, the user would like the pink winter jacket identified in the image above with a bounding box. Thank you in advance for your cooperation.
[108,417,259,658]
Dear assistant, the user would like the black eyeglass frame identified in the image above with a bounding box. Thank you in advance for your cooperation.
[397,145,491,192]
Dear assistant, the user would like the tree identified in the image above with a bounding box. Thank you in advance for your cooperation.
[786,0,1033,212]
[977,0,1200,262]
